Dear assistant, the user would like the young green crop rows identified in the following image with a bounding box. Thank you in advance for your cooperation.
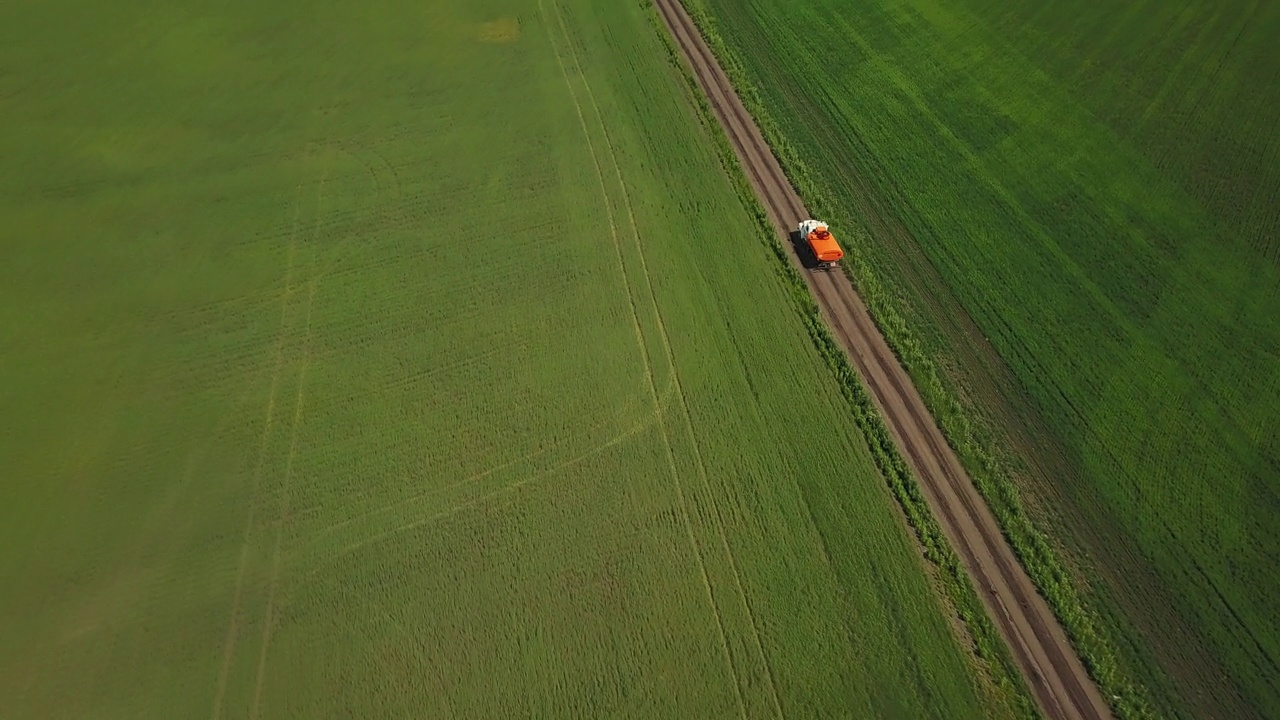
[0,0,1015,717]
[687,0,1280,717]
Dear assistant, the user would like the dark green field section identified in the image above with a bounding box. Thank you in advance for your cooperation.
[0,0,1003,718]
[687,0,1280,717]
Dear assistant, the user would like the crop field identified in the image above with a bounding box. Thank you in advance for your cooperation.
[0,0,1015,717]
[687,0,1280,716]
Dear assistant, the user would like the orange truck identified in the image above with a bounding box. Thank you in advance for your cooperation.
[798,219,843,269]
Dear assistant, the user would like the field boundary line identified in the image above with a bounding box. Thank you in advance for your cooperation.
[248,161,328,720]
[210,171,309,720]
[537,3,747,717]
[547,1,784,715]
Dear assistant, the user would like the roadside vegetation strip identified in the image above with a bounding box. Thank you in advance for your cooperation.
[670,3,1153,717]
[644,4,1033,719]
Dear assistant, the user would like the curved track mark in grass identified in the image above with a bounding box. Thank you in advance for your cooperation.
[296,374,677,556]
[301,378,678,578]
[210,174,308,720]
[314,411,650,571]
[311,140,404,284]
[545,2,784,715]
[537,2,748,716]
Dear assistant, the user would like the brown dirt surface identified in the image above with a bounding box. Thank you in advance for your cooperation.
[652,1,1113,718]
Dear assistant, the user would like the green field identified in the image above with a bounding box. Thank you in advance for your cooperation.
[687,0,1280,716]
[0,0,1016,717]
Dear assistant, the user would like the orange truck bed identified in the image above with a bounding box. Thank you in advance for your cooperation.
[806,226,844,263]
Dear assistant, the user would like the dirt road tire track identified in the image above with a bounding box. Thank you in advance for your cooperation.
[651,1,1112,718]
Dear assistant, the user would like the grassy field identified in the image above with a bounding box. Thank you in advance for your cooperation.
[0,0,1015,717]
[687,0,1280,716]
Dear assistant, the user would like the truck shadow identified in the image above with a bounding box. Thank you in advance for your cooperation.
[789,229,824,271]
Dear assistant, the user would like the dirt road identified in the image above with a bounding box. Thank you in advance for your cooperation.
[652,1,1112,718]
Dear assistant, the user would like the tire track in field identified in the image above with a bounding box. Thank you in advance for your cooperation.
[294,375,680,576]
[311,139,404,284]
[296,374,677,559]
[247,280,314,720]
[545,2,784,715]
[538,3,748,717]
[210,173,309,720]
[319,402,667,567]
[651,1,1112,718]
[248,164,328,720]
